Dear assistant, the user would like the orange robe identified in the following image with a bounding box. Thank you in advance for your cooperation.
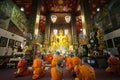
[51,67,63,80]
[15,58,30,77]
[105,56,120,73]
[71,56,81,68]
[51,55,62,67]
[32,57,45,80]
[43,55,48,61]
[65,56,72,70]
[75,64,96,80]
[47,53,53,63]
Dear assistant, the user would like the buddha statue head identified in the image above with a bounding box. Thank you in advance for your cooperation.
[58,28,64,36]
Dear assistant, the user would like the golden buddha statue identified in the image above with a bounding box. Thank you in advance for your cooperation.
[50,29,70,51]
[57,29,66,46]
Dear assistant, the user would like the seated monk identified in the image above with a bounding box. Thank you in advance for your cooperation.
[43,54,48,61]
[14,55,30,77]
[65,54,73,70]
[51,51,62,67]
[32,53,46,80]
[47,53,53,64]
[51,60,64,80]
[105,55,120,74]
[71,52,82,68]
[74,60,96,80]
[71,52,82,78]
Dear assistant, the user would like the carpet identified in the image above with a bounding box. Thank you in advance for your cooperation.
[0,68,74,80]
[0,68,120,80]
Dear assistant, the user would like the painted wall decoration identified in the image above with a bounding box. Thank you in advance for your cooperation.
[110,2,120,29]
[39,15,46,32]
[0,17,10,30]
[0,36,8,47]
[0,0,28,34]
[11,6,27,33]
[113,37,120,47]
[8,39,15,47]
[76,16,82,33]
[106,39,113,48]
[102,15,112,33]
[0,0,14,17]
[94,12,112,34]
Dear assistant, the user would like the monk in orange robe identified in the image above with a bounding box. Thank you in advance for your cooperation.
[47,53,53,64]
[43,54,48,61]
[65,55,72,70]
[74,61,96,80]
[105,55,120,74]
[32,53,46,80]
[51,51,62,67]
[14,55,30,77]
[71,53,81,69]
[70,52,82,78]
[51,60,64,80]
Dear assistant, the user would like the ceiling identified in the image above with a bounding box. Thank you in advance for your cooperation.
[12,0,108,32]
[42,0,79,13]
[88,0,108,16]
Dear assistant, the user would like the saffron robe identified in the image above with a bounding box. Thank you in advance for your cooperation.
[75,64,96,80]
[16,58,30,76]
[51,67,63,80]
[43,55,48,61]
[105,56,120,73]
[32,57,45,80]
[47,53,53,63]
[71,56,81,68]
[65,56,72,70]
[51,55,62,67]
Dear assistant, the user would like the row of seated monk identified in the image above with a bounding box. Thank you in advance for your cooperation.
[14,51,120,80]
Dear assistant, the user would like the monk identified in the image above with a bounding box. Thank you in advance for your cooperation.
[14,55,30,77]
[32,53,46,80]
[70,52,81,78]
[105,55,120,74]
[74,60,96,80]
[51,60,64,80]
[43,54,48,62]
[47,53,53,64]
[65,54,72,70]
[71,52,81,69]
[51,51,62,67]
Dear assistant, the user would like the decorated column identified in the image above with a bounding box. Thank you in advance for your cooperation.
[44,13,50,47]
[80,0,95,41]
[28,0,38,40]
[33,0,41,43]
[71,13,78,48]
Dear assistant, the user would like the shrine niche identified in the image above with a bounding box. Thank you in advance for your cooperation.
[49,28,71,53]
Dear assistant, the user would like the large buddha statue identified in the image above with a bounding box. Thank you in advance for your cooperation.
[50,29,70,51]
[57,29,66,46]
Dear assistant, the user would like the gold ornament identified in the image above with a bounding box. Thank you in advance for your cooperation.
[96,28,104,50]
[58,0,63,5]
